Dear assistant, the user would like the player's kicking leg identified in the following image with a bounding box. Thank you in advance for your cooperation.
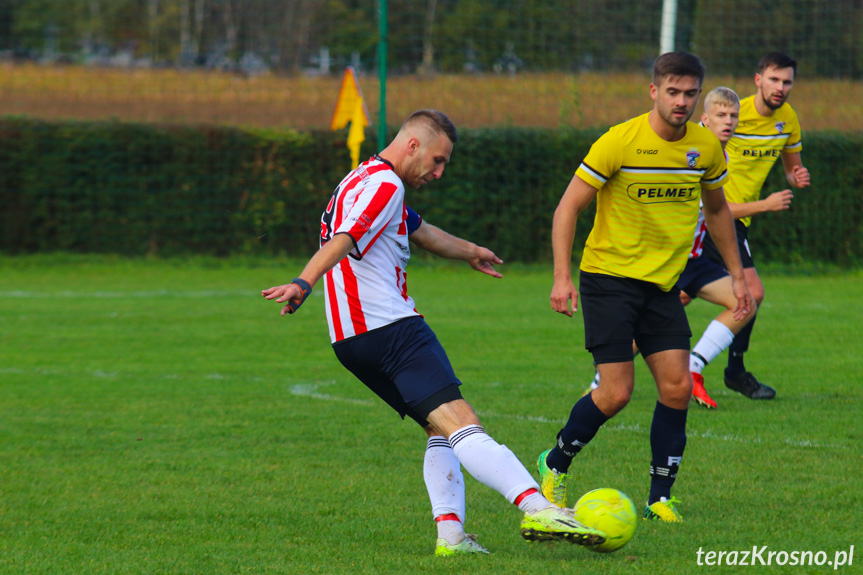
[423,432,490,556]
[427,399,606,547]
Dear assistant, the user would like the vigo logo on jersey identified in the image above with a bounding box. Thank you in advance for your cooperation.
[627,183,699,204]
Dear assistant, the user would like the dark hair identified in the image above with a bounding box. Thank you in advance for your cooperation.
[653,51,706,86]
[757,52,797,76]
[403,109,458,143]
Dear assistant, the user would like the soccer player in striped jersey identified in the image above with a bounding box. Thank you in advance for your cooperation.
[537,52,754,522]
[263,110,606,556]
[676,87,764,408]
[700,52,810,400]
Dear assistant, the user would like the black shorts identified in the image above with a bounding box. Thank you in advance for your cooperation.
[701,219,755,269]
[676,256,729,299]
[579,271,691,364]
[332,316,463,427]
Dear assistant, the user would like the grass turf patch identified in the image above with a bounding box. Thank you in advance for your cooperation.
[0,255,860,574]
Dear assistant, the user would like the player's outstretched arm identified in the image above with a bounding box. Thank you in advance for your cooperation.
[409,222,503,278]
[551,175,598,317]
[701,186,753,321]
[261,233,355,316]
[782,151,810,188]
[727,189,793,220]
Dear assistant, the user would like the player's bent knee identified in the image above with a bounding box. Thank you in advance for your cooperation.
[612,388,634,409]
[657,377,692,406]
[425,396,482,436]
[594,386,633,416]
[423,424,445,438]
[608,390,633,412]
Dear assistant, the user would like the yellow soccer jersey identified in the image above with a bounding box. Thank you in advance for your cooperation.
[576,113,728,291]
[725,95,803,226]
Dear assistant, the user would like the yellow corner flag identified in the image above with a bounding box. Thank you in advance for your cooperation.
[331,67,371,168]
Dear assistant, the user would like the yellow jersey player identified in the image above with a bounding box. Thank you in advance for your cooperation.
[537,52,753,523]
[582,87,762,411]
[701,52,811,400]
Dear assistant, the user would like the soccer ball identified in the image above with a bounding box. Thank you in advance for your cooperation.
[573,488,637,553]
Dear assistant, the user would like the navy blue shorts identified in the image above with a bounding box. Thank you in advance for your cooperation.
[701,219,755,269]
[579,271,691,364]
[332,316,463,427]
[676,256,729,299]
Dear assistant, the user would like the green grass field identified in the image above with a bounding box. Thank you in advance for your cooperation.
[1,255,860,574]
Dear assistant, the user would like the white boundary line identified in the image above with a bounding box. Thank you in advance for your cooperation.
[288,381,850,451]
[0,289,253,299]
[0,290,325,299]
[0,367,848,451]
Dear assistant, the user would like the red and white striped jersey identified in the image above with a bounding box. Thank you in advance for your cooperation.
[689,206,707,259]
[320,156,420,343]
[689,151,729,259]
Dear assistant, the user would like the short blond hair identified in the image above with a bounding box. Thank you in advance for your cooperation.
[703,87,740,112]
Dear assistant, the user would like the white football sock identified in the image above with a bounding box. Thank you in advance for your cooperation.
[448,425,542,506]
[691,320,735,373]
[436,518,464,545]
[424,436,466,526]
[515,491,551,515]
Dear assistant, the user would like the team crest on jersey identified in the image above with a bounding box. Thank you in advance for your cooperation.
[686,149,700,168]
[775,121,786,134]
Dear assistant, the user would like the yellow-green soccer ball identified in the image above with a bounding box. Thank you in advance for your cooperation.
[573,488,637,553]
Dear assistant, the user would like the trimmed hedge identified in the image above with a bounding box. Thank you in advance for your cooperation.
[1,117,861,266]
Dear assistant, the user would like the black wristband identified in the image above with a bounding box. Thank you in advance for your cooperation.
[286,277,313,314]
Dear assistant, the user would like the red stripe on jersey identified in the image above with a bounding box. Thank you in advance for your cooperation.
[361,214,394,258]
[334,157,389,227]
[340,257,368,336]
[364,161,395,176]
[396,266,409,302]
[690,219,707,258]
[334,174,363,231]
[398,205,407,236]
[340,161,393,215]
[325,269,345,342]
[351,182,398,255]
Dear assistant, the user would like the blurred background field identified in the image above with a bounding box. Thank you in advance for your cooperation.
[1,2,861,268]
[1,0,862,132]
[2,63,862,131]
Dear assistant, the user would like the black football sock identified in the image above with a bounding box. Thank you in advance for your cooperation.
[546,394,609,474]
[726,315,756,377]
[648,401,688,505]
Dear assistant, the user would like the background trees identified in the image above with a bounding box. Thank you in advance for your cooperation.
[0,0,860,78]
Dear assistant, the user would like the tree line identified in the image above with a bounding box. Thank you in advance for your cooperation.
[0,0,860,78]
